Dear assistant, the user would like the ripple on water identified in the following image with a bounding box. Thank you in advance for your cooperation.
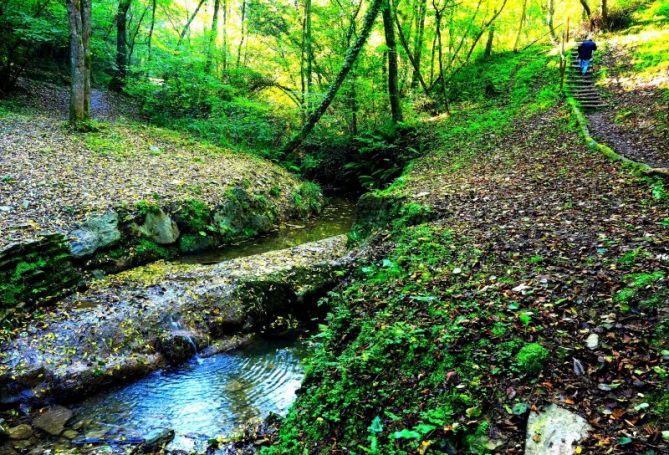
[72,339,309,451]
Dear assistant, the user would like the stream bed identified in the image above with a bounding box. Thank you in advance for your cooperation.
[59,197,355,452]
[72,339,310,452]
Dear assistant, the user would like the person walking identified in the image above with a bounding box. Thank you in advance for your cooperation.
[578,36,597,75]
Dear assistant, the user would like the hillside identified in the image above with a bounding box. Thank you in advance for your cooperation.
[267,6,669,454]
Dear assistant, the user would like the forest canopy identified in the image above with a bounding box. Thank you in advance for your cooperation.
[1,0,638,155]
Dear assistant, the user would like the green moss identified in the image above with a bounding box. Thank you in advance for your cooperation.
[177,198,212,233]
[515,342,550,375]
[0,238,79,308]
[135,239,171,260]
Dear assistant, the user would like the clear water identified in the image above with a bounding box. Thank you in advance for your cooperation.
[72,339,310,452]
[179,196,355,264]
[70,197,355,451]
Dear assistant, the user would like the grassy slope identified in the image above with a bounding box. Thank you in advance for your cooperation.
[267,11,669,455]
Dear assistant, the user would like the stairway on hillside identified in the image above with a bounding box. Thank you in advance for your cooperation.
[566,49,607,110]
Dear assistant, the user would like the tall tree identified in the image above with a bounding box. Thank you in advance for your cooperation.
[410,0,427,89]
[205,0,221,73]
[546,0,558,44]
[303,0,314,110]
[579,0,592,20]
[66,0,92,123]
[222,0,228,70]
[146,0,157,62]
[237,0,247,67]
[484,23,495,59]
[382,0,402,123]
[601,0,608,24]
[513,0,528,52]
[282,0,385,155]
[110,0,132,91]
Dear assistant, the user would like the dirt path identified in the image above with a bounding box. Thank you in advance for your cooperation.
[586,39,669,169]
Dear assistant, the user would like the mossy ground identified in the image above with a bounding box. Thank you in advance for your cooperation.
[267,33,668,455]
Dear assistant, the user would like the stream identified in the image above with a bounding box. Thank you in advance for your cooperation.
[72,339,310,452]
[62,197,355,452]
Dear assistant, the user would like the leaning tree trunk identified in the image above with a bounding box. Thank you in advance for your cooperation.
[382,0,402,124]
[177,0,207,46]
[281,0,385,156]
[110,0,132,91]
[66,0,92,123]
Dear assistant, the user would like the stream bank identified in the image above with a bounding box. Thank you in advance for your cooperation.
[0,108,325,313]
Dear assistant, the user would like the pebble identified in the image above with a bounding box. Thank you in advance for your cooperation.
[586,333,599,350]
[8,424,32,440]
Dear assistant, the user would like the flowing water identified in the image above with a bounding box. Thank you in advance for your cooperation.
[180,197,355,264]
[72,339,310,452]
[68,197,355,452]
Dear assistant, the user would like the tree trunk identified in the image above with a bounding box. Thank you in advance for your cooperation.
[146,0,156,62]
[601,0,608,24]
[513,0,528,52]
[546,0,558,44]
[579,0,591,19]
[392,0,430,96]
[411,0,426,89]
[305,0,313,110]
[484,24,494,59]
[434,0,449,111]
[128,4,149,64]
[222,0,228,70]
[382,0,402,123]
[110,0,132,91]
[67,0,91,123]
[205,0,221,73]
[177,0,207,47]
[237,0,247,67]
[281,0,385,156]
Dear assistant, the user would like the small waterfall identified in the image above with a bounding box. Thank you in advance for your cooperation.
[168,315,199,359]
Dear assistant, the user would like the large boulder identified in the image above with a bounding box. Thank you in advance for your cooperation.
[139,209,180,245]
[525,404,592,455]
[69,212,121,257]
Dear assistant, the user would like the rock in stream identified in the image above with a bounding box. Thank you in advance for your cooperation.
[0,235,352,404]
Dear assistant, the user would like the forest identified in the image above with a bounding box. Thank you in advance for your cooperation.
[0,0,668,453]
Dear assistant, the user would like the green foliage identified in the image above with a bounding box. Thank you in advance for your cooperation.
[292,182,323,218]
[515,342,550,374]
[134,239,171,260]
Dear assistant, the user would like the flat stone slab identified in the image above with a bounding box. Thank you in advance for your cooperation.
[32,405,72,436]
[0,235,352,402]
[525,404,592,455]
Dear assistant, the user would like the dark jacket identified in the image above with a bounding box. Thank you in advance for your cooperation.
[578,40,597,60]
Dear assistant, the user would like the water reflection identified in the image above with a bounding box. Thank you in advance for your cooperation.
[73,339,309,451]
[180,197,355,264]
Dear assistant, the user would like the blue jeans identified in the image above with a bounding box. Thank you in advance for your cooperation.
[579,58,591,75]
